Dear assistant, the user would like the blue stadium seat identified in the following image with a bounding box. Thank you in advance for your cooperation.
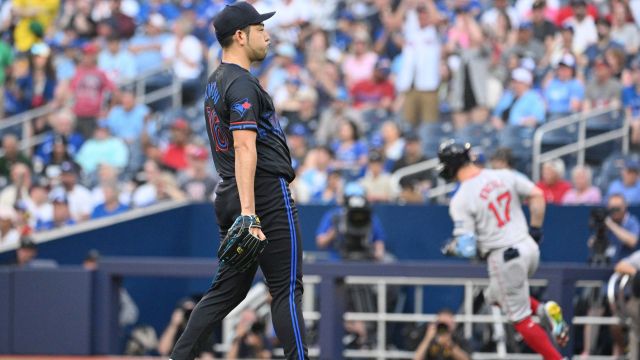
[593,152,627,193]
[418,122,454,158]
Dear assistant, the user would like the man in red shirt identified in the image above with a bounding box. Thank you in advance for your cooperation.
[350,58,395,112]
[69,43,117,139]
[535,159,572,204]
[161,118,190,171]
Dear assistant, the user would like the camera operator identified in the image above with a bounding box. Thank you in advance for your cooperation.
[592,194,640,264]
[227,309,272,359]
[315,183,385,261]
[158,297,214,359]
[414,308,471,360]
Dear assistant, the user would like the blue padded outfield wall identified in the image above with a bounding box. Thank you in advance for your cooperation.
[0,203,623,353]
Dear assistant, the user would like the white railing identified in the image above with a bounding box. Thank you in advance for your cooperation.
[214,275,618,360]
[532,105,629,182]
[0,63,182,154]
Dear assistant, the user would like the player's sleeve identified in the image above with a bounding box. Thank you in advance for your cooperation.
[450,197,475,237]
[371,215,386,243]
[315,208,337,237]
[225,77,262,132]
[510,170,536,197]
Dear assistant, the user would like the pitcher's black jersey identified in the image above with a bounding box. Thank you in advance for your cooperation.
[204,62,294,182]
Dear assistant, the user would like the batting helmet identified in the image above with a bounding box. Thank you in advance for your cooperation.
[437,139,472,181]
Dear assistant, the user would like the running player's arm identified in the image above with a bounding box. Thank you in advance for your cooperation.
[227,78,261,217]
[512,171,546,228]
[450,196,475,237]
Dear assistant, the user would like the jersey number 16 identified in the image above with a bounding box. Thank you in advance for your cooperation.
[488,191,512,228]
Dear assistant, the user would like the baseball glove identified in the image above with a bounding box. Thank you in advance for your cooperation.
[218,215,267,272]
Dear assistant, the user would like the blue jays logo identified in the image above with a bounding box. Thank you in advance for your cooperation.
[231,99,252,118]
[206,106,229,152]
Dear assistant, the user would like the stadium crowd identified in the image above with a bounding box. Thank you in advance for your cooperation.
[0,0,639,245]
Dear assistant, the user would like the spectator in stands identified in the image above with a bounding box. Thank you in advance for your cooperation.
[315,89,363,146]
[16,43,57,112]
[414,308,471,360]
[36,193,75,230]
[58,0,97,39]
[40,136,80,181]
[177,146,218,202]
[11,0,59,52]
[582,18,623,76]
[49,161,93,222]
[380,121,405,167]
[600,194,640,263]
[447,5,491,129]
[543,54,584,120]
[536,158,572,204]
[129,14,170,75]
[282,87,319,137]
[360,151,396,203]
[502,22,546,65]
[396,0,443,126]
[137,0,181,24]
[26,180,52,230]
[342,31,379,90]
[0,206,19,248]
[530,0,557,45]
[162,16,203,82]
[0,36,13,119]
[316,184,386,261]
[623,59,640,145]
[36,109,84,169]
[263,42,300,95]
[298,146,333,204]
[491,68,546,129]
[393,133,430,204]
[481,0,519,30]
[350,58,395,113]
[0,163,31,207]
[607,159,640,205]
[582,57,622,112]
[91,163,129,205]
[98,35,137,84]
[100,0,136,40]
[104,88,151,144]
[226,309,272,359]
[489,148,515,170]
[332,120,368,181]
[545,24,576,69]
[69,42,117,139]
[132,161,185,208]
[91,181,128,219]
[561,165,602,205]
[319,169,344,205]
[161,119,191,172]
[75,124,129,176]
[0,134,31,179]
[562,0,597,55]
[287,124,309,171]
[610,2,639,57]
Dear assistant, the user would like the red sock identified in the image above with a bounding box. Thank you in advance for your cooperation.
[514,317,563,360]
[530,297,540,314]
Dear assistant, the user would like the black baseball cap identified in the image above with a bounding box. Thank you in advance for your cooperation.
[213,2,275,43]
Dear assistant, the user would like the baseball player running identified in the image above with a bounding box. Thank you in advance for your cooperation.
[438,140,569,360]
[170,2,308,359]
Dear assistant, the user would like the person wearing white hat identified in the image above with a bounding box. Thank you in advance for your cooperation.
[542,53,585,120]
[491,68,546,129]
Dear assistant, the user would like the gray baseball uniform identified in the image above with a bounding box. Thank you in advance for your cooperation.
[450,169,540,322]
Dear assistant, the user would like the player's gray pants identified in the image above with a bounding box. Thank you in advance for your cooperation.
[485,237,540,323]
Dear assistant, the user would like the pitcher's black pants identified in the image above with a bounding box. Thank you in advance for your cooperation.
[170,177,309,360]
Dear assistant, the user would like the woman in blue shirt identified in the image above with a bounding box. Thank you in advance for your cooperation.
[492,68,546,129]
[623,59,640,144]
[543,54,584,120]
[15,43,57,115]
[331,120,368,181]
